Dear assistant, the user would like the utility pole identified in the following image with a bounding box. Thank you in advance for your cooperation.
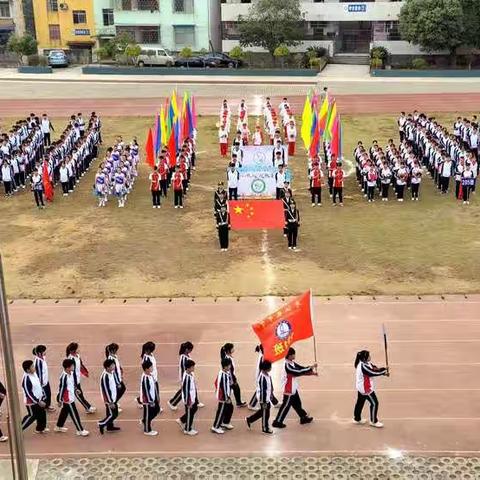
[0,254,28,480]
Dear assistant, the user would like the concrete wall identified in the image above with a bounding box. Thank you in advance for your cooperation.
[371,40,446,56]
[222,39,334,56]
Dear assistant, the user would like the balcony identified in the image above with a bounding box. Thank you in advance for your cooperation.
[96,26,116,37]
[115,0,159,11]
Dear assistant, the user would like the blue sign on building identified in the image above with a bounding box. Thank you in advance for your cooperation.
[347,4,367,13]
[74,29,90,36]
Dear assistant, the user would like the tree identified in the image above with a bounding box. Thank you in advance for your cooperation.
[229,46,245,61]
[399,0,464,66]
[273,44,290,68]
[237,0,304,61]
[6,34,37,65]
[459,0,480,68]
[124,43,141,66]
[179,46,193,59]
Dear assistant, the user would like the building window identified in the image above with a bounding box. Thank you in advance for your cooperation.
[221,21,240,40]
[73,10,87,24]
[137,0,159,10]
[46,0,58,12]
[116,26,136,41]
[0,2,10,17]
[102,8,114,26]
[173,0,193,14]
[307,21,328,40]
[139,26,160,43]
[174,25,195,47]
[48,24,61,41]
[373,21,400,41]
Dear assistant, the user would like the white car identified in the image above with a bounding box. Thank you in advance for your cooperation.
[137,45,174,67]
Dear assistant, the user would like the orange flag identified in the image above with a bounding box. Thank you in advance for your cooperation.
[145,128,155,168]
[252,290,314,363]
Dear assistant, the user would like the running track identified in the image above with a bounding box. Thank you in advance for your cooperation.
[1,295,480,458]
[1,93,480,116]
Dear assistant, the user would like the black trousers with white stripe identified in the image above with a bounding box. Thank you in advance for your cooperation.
[274,392,308,424]
[354,391,379,423]
[213,401,234,429]
[56,402,84,432]
[116,382,126,403]
[142,403,160,433]
[43,382,52,409]
[169,387,182,407]
[98,403,119,429]
[75,384,92,411]
[21,404,47,432]
[247,402,271,432]
[180,401,198,432]
[249,391,279,409]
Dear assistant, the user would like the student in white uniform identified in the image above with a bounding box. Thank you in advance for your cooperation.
[98,359,120,435]
[140,359,160,436]
[21,360,47,433]
[227,165,240,200]
[32,345,55,412]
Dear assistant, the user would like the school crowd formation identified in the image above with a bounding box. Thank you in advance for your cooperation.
[0,341,388,441]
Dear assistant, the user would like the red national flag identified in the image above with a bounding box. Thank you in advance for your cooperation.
[229,200,284,230]
[42,162,54,202]
[252,290,314,363]
[167,130,176,168]
[145,128,155,168]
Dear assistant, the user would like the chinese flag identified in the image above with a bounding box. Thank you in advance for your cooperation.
[145,128,155,168]
[252,290,314,363]
[229,200,284,230]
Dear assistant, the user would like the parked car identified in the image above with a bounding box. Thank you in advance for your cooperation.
[47,50,69,68]
[199,52,243,68]
[174,56,219,68]
[137,45,175,67]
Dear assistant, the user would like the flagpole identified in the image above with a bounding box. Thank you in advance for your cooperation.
[309,288,317,365]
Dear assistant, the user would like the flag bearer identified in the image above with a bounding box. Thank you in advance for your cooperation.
[21,360,47,433]
[332,162,345,206]
[216,205,231,252]
[158,155,169,197]
[245,360,274,435]
[211,357,234,434]
[177,359,199,435]
[140,360,160,436]
[149,165,161,208]
[309,161,323,206]
[98,359,120,435]
[353,350,388,428]
[272,348,316,429]
[55,359,89,436]
[285,201,300,250]
[172,165,184,209]
[32,345,54,412]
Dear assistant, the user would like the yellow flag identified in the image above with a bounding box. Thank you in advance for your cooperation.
[171,90,178,119]
[301,96,313,150]
[160,105,167,143]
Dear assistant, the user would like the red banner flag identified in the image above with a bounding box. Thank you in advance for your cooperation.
[252,290,314,363]
[167,130,176,168]
[145,128,155,168]
[42,161,54,202]
[228,200,284,230]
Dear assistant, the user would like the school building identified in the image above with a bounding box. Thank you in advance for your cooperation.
[32,0,96,61]
[0,0,26,50]
[93,0,221,52]
[221,0,423,59]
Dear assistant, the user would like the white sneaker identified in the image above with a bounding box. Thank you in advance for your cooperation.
[144,430,158,436]
[247,405,258,411]
[168,401,178,411]
[352,419,367,425]
[118,408,123,413]
[87,406,96,414]
[54,426,68,433]
[159,407,164,414]
[0,436,7,442]
[184,429,198,436]
[369,421,384,428]
[211,427,225,434]
[180,206,184,209]
[197,402,205,408]
[76,430,89,437]
[312,203,315,207]
[221,423,234,430]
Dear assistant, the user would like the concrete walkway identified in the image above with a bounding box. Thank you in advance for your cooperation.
[321,63,370,79]
[0,459,38,479]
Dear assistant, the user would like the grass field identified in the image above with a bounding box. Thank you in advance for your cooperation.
[0,112,479,299]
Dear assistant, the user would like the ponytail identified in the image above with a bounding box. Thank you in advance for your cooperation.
[105,343,119,358]
[179,341,194,356]
[220,343,234,360]
[141,341,155,358]
[66,342,78,357]
[255,344,264,354]
[354,350,369,368]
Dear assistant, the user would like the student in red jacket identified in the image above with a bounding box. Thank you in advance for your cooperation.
[171,165,184,209]
[149,166,161,208]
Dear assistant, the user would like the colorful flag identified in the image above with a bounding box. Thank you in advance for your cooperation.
[300,96,313,150]
[160,106,167,147]
[171,90,179,119]
[145,128,155,167]
[42,162,54,202]
[252,290,314,363]
[323,100,337,142]
[330,114,341,159]
[191,95,197,129]
[228,200,285,230]
[154,112,161,155]
[318,96,329,136]
[309,111,319,158]
[167,130,176,167]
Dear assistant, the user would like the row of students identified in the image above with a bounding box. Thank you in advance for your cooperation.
[307,154,345,207]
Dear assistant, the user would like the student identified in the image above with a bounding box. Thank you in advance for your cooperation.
[212,357,234,434]
[220,343,246,407]
[353,350,388,428]
[219,123,229,157]
[248,345,278,411]
[55,358,89,436]
[105,343,126,404]
[462,162,475,205]
[245,360,274,435]
[380,161,392,201]
[41,114,54,146]
[94,166,107,207]
[410,160,422,201]
[286,119,297,156]
[139,342,161,411]
[59,161,69,196]
[252,125,263,146]
[172,165,184,209]
[21,360,47,433]
[114,167,127,208]
[140,359,160,436]
[149,165,161,209]
[275,165,286,200]
[309,161,323,207]
[332,162,345,206]
[66,343,96,414]
[158,156,169,197]
[396,162,408,201]
[227,165,239,200]
[32,345,54,412]
[98,359,120,435]
[1,159,13,196]
[177,359,198,435]
[439,157,453,194]
[216,205,231,252]
[214,182,228,216]
[272,348,316,429]
[285,201,300,250]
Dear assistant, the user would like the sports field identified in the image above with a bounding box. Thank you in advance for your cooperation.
[0,112,478,299]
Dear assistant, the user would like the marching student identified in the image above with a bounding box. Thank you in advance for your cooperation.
[105,343,126,404]
[248,345,278,411]
[140,359,160,436]
[227,165,239,200]
[275,165,286,200]
[139,342,161,410]
[55,359,89,436]
[245,360,274,435]
[31,166,45,208]
[219,123,229,157]
[1,159,13,196]
[332,162,344,206]
[172,165,184,209]
[285,201,300,250]
[462,162,475,205]
[220,343,246,407]
[114,167,127,208]
[149,165,161,209]
[353,350,388,428]
[158,155,169,197]
[41,114,54,146]
[216,205,231,252]
[212,357,234,434]
[59,161,69,196]
[286,119,297,156]
[309,161,323,206]
[98,359,120,435]
[21,360,48,434]
[66,342,96,414]
[410,160,422,201]
[272,348,316,429]
[32,345,54,412]
[177,359,199,435]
